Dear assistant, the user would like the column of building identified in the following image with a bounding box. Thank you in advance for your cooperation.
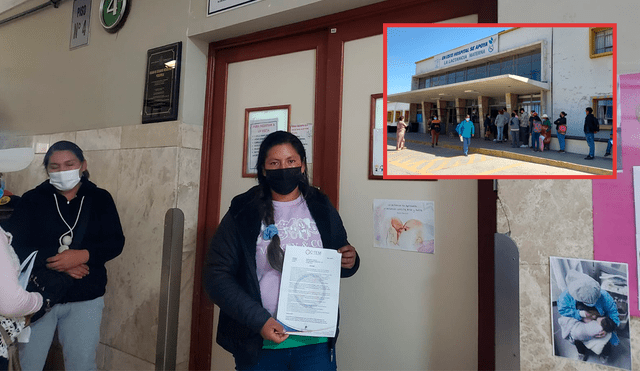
[478,96,490,137]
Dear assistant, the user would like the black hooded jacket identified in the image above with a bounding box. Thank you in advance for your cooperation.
[204,185,360,368]
[2,178,124,303]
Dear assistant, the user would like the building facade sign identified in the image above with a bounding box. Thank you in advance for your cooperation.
[434,34,498,69]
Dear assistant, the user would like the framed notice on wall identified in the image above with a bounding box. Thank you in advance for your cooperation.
[243,105,290,177]
[142,42,182,124]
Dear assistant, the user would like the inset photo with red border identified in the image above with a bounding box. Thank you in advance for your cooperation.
[383,23,616,179]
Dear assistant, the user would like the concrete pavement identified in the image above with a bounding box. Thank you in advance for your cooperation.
[389,131,613,176]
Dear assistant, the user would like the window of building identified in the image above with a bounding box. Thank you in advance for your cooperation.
[476,64,486,79]
[455,70,465,83]
[488,60,501,77]
[466,67,475,81]
[418,77,429,89]
[438,74,446,86]
[501,57,514,75]
[590,27,613,58]
[593,97,613,128]
[447,71,456,84]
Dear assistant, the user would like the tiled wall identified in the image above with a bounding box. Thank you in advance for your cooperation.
[4,122,202,370]
[498,179,640,370]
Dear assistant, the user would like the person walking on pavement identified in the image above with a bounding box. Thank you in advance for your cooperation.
[584,107,599,160]
[494,110,506,142]
[509,112,521,148]
[555,111,568,153]
[459,115,475,156]
[430,116,441,148]
[396,116,407,151]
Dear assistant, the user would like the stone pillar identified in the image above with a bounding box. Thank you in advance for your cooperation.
[478,96,490,138]
[422,101,434,133]
[506,93,518,115]
[437,99,448,134]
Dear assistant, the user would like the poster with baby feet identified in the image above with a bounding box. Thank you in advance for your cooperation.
[373,199,435,254]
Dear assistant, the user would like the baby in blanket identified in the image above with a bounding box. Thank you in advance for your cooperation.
[558,310,617,358]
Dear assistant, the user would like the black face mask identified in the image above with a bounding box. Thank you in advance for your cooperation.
[265,167,303,195]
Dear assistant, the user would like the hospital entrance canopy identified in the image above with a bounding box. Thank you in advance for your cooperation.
[387,74,550,104]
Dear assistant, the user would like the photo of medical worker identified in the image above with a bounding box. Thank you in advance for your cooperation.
[550,256,631,370]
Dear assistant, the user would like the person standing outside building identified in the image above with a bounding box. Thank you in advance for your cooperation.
[526,111,541,149]
[396,116,407,151]
[509,112,520,148]
[555,111,568,153]
[531,114,542,152]
[584,107,599,160]
[494,110,506,142]
[430,116,441,148]
[604,129,613,157]
[501,108,510,142]
[518,108,530,147]
[483,114,492,141]
[459,115,475,156]
[541,114,552,151]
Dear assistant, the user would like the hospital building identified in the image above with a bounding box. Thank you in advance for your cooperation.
[387,26,614,155]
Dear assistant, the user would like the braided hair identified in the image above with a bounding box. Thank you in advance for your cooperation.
[255,131,310,272]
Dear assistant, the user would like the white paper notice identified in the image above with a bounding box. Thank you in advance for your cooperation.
[276,245,341,337]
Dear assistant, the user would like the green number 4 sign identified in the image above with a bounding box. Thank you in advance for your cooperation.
[99,0,129,32]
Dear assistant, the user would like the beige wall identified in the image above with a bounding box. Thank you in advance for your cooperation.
[338,34,478,370]
[497,179,640,370]
[3,122,202,370]
[0,0,197,134]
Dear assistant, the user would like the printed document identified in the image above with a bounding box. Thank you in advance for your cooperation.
[276,245,341,337]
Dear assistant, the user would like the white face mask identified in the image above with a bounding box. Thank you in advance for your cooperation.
[49,168,81,191]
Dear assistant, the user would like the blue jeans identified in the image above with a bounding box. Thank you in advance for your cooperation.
[558,133,566,150]
[496,126,504,141]
[19,297,104,371]
[531,132,541,150]
[238,343,336,371]
[511,130,520,147]
[463,137,471,155]
[606,139,613,154]
[585,132,595,157]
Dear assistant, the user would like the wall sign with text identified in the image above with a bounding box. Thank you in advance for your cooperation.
[70,0,91,49]
[142,42,182,124]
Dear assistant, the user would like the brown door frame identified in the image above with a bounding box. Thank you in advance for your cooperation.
[190,1,498,369]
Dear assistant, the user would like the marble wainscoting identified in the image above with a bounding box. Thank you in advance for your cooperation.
[4,122,203,371]
[497,179,640,371]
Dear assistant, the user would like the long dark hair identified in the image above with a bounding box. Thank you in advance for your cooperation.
[43,140,90,179]
[256,131,310,272]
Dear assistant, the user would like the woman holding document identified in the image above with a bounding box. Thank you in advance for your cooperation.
[205,131,360,370]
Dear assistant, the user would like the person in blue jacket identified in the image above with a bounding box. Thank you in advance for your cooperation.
[458,115,475,156]
[557,270,620,363]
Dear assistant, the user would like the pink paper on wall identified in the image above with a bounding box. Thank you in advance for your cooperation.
[593,72,640,317]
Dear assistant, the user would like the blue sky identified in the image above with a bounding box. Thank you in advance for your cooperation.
[386,26,508,95]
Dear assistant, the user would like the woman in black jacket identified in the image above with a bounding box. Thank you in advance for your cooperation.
[3,141,124,370]
[204,131,359,370]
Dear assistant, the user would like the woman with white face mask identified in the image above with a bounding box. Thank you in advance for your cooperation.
[2,140,125,371]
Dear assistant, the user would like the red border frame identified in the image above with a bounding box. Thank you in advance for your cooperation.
[383,23,617,180]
